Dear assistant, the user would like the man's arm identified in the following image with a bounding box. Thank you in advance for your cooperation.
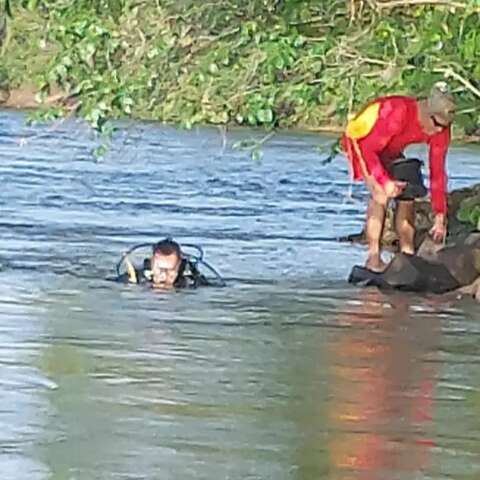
[428,127,450,242]
[429,127,450,216]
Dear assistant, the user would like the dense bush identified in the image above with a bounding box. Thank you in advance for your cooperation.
[458,195,480,229]
[1,0,479,137]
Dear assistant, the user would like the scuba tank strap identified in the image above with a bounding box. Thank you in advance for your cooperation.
[125,257,138,283]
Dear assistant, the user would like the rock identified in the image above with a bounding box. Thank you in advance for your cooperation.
[463,232,480,247]
[473,280,480,302]
[345,185,480,300]
[457,277,480,302]
[349,253,461,294]
[383,253,460,293]
[436,246,480,286]
[339,182,480,248]
[350,241,480,295]
[415,234,480,286]
[417,236,443,261]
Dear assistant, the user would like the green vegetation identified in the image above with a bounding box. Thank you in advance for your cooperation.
[1,0,480,138]
[458,195,480,229]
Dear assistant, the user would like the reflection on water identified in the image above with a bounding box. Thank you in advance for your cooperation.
[1,110,480,479]
[328,290,439,480]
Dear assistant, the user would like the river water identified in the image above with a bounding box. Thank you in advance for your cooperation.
[1,109,480,480]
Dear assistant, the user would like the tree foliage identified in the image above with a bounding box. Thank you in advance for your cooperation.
[1,0,479,138]
[458,194,480,229]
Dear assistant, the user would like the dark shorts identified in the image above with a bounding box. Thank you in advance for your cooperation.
[387,157,427,201]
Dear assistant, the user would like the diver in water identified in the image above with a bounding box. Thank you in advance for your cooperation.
[116,238,223,289]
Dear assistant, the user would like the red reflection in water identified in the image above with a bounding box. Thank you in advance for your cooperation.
[329,289,440,480]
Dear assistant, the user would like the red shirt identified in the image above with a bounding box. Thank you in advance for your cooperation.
[343,96,450,214]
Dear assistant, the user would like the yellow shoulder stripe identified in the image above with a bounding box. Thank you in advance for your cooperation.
[346,102,381,140]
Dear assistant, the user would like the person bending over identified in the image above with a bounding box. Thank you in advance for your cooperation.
[342,82,455,271]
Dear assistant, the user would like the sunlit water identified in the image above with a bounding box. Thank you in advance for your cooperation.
[1,109,480,480]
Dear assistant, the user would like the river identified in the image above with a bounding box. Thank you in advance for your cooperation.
[1,109,480,479]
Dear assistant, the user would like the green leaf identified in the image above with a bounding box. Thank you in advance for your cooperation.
[457,206,471,223]
[27,0,39,11]
[251,148,263,161]
[469,205,480,226]
[256,108,273,124]
[473,63,480,81]
[457,197,480,227]
[94,144,108,159]
[464,30,477,61]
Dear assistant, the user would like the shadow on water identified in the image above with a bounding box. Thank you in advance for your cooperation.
[1,110,480,479]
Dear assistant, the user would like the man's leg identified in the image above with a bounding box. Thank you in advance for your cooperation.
[365,197,387,271]
[395,200,415,255]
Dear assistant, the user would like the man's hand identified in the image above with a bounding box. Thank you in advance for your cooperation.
[384,180,407,198]
[429,214,447,244]
[368,179,406,205]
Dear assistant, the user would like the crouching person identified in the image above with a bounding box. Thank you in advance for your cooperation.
[342,82,455,271]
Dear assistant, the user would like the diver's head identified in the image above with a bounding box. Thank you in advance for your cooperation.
[423,81,455,134]
[150,239,182,288]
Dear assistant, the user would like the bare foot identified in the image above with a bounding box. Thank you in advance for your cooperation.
[365,255,387,272]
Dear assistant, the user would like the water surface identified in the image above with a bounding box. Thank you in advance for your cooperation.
[1,110,480,479]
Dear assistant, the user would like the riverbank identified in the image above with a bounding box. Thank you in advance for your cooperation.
[1,2,479,138]
[2,85,480,144]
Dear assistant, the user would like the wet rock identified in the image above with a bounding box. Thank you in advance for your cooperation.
[458,277,480,301]
[349,253,460,294]
[463,232,480,247]
[385,228,480,294]
[345,185,480,302]
[430,244,480,286]
[339,183,480,248]
[416,236,444,267]
[384,253,460,293]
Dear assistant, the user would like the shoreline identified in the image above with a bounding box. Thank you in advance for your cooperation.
[2,86,479,144]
